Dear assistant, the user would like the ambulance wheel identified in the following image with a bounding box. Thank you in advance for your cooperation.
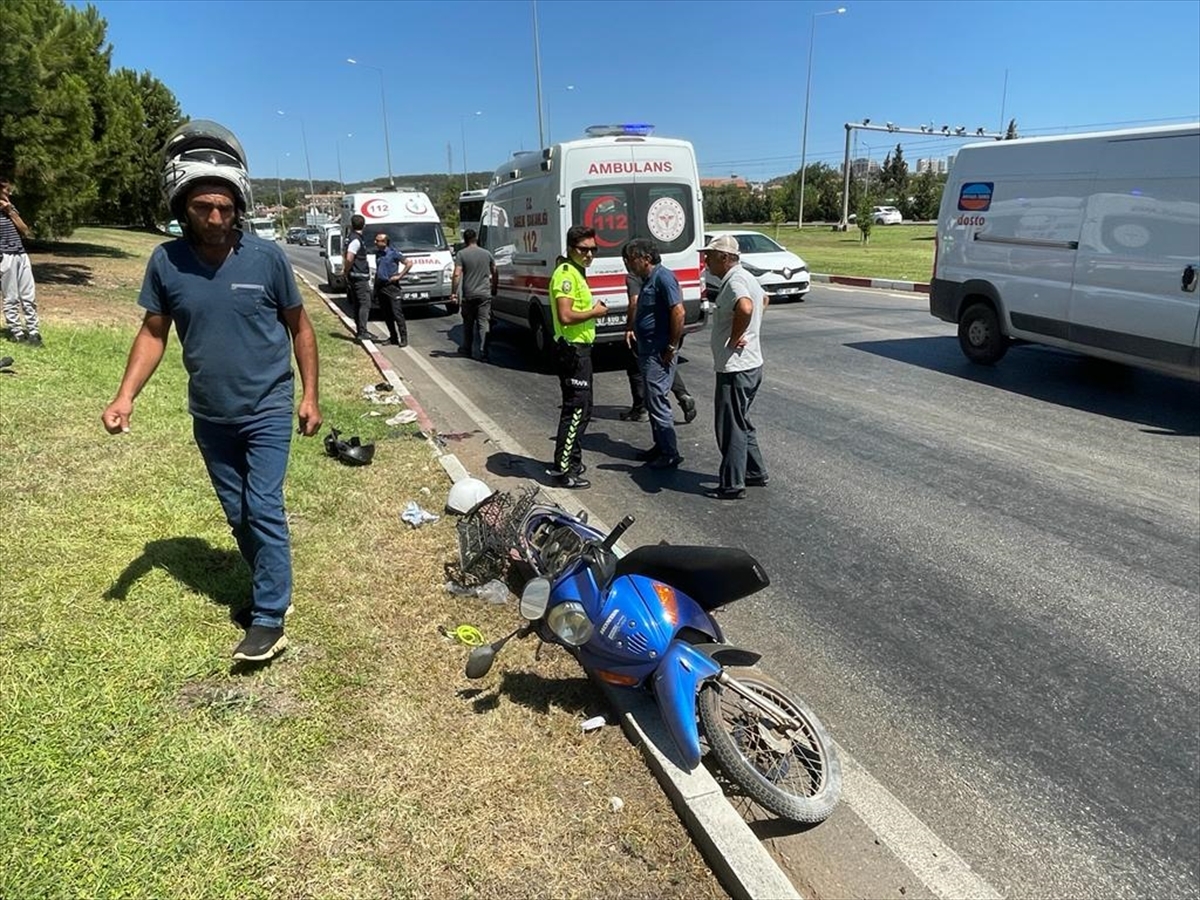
[958,301,1009,365]
[530,307,555,370]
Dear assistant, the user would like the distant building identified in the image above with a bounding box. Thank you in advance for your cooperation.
[700,176,749,190]
[916,158,950,175]
[849,157,881,178]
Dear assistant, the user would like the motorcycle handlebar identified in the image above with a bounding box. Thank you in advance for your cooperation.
[601,515,635,553]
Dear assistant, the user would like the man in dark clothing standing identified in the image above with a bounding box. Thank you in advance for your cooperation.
[451,228,496,360]
[372,232,412,346]
[342,214,372,341]
[621,270,696,424]
[622,239,684,469]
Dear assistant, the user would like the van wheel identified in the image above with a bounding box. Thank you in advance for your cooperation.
[958,301,1009,365]
[530,307,555,372]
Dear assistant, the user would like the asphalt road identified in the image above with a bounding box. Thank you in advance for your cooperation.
[285,243,1200,900]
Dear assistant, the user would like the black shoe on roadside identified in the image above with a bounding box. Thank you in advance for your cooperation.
[647,453,683,470]
[7,332,26,344]
[679,394,697,424]
[620,406,648,422]
[26,333,43,348]
[376,335,398,346]
[232,625,288,662]
[704,487,747,501]
[570,463,587,477]
[551,471,590,489]
[746,475,770,487]
[635,446,661,462]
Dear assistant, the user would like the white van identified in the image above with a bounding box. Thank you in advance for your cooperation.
[479,124,708,358]
[339,191,455,310]
[319,224,343,290]
[245,216,278,241]
[930,123,1199,380]
[458,188,488,242]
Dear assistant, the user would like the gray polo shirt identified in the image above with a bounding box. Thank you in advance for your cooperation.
[456,244,494,299]
[710,264,765,373]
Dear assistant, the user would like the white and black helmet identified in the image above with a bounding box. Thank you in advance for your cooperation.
[161,119,253,220]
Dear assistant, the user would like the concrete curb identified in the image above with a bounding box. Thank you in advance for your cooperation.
[293,269,801,899]
[812,273,931,293]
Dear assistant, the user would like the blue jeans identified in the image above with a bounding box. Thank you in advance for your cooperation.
[193,413,294,628]
[640,350,679,457]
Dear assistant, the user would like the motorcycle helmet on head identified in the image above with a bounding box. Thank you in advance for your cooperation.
[161,119,253,221]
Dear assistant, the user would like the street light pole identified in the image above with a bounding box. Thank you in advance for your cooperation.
[797,7,846,229]
[277,109,314,199]
[546,84,575,145]
[347,58,395,189]
[336,133,352,193]
[461,111,482,191]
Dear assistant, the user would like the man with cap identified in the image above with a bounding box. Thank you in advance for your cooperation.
[702,234,768,500]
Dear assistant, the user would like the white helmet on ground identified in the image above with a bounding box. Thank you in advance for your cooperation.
[446,476,495,515]
[161,119,253,220]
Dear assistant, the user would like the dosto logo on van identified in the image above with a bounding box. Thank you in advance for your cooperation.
[361,198,390,218]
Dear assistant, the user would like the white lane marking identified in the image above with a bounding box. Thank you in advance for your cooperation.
[299,253,1005,900]
[841,751,1003,900]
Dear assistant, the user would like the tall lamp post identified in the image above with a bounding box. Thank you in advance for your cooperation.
[545,84,575,145]
[460,111,482,191]
[346,58,395,189]
[796,6,846,228]
[276,109,314,200]
[336,133,353,193]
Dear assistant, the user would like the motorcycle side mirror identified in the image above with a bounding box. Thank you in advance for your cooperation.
[465,644,495,679]
[519,577,552,620]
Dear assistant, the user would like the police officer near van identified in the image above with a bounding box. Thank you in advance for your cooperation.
[342,214,372,341]
[546,225,608,490]
[372,232,412,346]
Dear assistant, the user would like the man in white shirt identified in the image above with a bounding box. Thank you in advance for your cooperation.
[703,235,768,500]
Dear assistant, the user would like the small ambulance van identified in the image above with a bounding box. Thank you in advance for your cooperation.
[339,190,456,310]
[478,125,708,359]
[930,123,1199,380]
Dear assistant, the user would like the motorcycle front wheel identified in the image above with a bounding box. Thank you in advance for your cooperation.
[697,666,841,823]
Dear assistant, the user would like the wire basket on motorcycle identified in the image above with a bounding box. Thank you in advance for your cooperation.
[455,486,540,582]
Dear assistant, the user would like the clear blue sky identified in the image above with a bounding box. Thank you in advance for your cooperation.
[76,0,1199,186]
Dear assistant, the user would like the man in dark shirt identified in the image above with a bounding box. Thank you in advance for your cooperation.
[342,214,372,342]
[101,120,321,663]
[451,228,497,361]
[372,232,413,346]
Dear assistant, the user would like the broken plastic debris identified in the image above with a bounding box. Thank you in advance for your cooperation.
[401,502,440,527]
[385,409,418,426]
[581,715,607,733]
[609,796,624,813]
[444,579,509,604]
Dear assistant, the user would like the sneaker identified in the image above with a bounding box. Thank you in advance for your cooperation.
[746,475,770,487]
[232,604,295,629]
[635,446,662,462]
[26,333,42,347]
[7,332,25,344]
[679,394,697,424]
[569,463,587,477]
[619,406,648,422]
[232,625,288,661]
[704,487,746,501]
[552,471,590,489]
[647,453,683,470]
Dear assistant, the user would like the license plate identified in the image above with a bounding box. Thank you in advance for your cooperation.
[403,291,430,300]
[598,314,627,328]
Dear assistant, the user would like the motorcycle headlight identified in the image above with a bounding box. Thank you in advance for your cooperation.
[547,601,594,646]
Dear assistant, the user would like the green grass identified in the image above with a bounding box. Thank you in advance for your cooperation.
[722,222,937,282]
[0,228,721,899]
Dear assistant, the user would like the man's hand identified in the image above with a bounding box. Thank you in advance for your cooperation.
[592,300,609,319]
[101,398,133,434]
[624,328,636,349]
[296,399,322,437]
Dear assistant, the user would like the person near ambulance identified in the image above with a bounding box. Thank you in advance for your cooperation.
[342,214,372,342]
[545,225,608,490]
[372,232,412,346]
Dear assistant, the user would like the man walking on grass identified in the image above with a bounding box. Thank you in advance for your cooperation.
[101,120,321,663]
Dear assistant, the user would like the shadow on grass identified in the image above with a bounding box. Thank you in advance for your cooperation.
[105,536,250,614]
[468,669,595,717]
[39,240,135,259]
[31,262,93,286]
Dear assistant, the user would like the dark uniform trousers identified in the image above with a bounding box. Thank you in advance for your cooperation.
[348,274,373,338]
[552,339,592,474]
[375,281,407,345]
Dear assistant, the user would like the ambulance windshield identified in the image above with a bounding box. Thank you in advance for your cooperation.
[364,222,448,253]
[571,182,694,258]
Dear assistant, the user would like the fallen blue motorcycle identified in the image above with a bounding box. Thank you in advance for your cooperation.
[459,491,842,824]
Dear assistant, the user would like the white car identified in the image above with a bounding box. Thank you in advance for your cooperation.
[872,205,903,225]
[703,231,811,303]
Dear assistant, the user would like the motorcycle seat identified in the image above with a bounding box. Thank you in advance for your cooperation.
[613,545,770,610]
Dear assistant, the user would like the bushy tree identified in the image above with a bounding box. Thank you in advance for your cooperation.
[1005,118,1019,140]
[879,144,909,200]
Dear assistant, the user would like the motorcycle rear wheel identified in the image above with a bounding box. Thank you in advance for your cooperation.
[697,666,841,823]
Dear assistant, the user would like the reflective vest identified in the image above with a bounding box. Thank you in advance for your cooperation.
[549,260,595,344]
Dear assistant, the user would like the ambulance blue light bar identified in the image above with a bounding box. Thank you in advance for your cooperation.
[585,123,655,137]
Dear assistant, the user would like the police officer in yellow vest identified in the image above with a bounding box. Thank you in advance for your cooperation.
[546,225,609,489]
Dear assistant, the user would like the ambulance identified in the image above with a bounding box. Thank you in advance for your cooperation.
[339,190,457,311]
[478,124,708,359]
